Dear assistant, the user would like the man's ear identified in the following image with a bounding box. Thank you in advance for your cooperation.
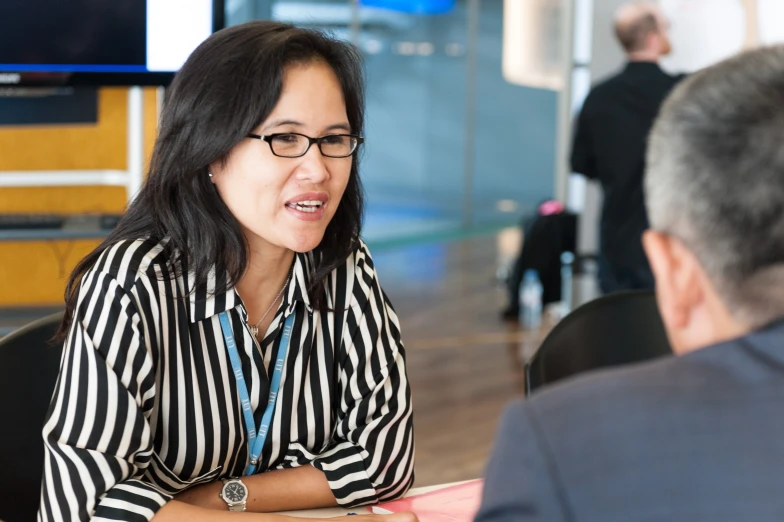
[644,230,706,332]
[644,230,684,330]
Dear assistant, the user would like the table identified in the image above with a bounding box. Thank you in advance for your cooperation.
[275,482,471,518]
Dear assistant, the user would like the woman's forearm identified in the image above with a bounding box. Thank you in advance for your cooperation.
[172,464,340,513]
[245,464,339,512]
[153,500,295,521]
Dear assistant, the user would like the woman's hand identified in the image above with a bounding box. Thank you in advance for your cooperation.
[174,480,225,510]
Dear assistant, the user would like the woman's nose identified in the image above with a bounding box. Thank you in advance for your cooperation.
[295,144,330,183]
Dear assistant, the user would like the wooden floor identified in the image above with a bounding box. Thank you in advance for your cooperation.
[372,230,543,487]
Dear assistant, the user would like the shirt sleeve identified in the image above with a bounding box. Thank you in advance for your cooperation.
[570,99,598,180]
[311,243,415,507]
[475,401,568,522]
[38,269,170,522]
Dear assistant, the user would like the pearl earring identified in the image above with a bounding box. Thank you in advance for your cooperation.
[208,172,213,178]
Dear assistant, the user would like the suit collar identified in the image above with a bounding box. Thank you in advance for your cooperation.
[687,318,784,370]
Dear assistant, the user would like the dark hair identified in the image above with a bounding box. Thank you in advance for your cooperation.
[615,12,659,53]
[56,21,365,340]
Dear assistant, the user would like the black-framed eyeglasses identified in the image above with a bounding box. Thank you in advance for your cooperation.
[247,132,364,158]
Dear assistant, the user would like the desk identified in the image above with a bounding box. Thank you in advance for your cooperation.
[0,214,118,242]
[275,482,471,518]
[0,228,111,241]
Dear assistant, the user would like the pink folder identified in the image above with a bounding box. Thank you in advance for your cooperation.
[370,480,484,522]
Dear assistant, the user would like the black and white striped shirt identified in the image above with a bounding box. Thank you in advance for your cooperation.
[38,238,414,521]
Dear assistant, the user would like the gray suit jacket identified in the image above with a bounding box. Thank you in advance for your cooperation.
[476,321,784,522]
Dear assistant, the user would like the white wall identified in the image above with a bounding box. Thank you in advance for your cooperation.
[661,0,784,74]
[660,0,746,73]
[589,0,628,81]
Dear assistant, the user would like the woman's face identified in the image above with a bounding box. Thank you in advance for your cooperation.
[211,61,354,255]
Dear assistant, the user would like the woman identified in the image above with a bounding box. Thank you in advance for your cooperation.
[39,21,414,522]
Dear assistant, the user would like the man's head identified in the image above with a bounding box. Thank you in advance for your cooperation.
[644,45,784,354]
[614,1,671,60]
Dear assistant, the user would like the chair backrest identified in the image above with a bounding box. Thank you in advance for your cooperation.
[526,291,671,394]
[0,312,64,522]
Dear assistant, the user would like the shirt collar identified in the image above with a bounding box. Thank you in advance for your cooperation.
[623,60,664,76]
[187,251,313,323]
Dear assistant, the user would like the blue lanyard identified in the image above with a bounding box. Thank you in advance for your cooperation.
[218,310,296,476]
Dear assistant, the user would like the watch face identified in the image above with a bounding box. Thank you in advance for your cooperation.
[224,481,247,503]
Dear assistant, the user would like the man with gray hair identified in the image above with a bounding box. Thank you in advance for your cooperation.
[571,1,681,294]
[476,45,784,521]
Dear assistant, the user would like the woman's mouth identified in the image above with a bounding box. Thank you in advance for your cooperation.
[284,194,329,221]
[285,200,324,214]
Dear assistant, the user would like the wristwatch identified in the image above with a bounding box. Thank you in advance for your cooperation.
[219,477,249,512]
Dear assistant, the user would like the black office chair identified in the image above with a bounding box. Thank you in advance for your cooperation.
[0,312,64,522]
[525,291,671,394]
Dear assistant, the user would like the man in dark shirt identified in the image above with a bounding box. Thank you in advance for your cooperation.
[571,1,682,293]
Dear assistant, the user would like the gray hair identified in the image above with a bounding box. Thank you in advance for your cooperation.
[646,45,784,327]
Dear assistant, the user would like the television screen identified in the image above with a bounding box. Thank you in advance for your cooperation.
[0,0,224,86]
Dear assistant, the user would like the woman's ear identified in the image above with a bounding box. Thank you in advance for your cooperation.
[208,157,228,184]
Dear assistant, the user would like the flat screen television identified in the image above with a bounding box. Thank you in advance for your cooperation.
[0,0,225,87]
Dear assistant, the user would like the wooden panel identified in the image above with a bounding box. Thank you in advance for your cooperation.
[0,88,128,171]
[0,240,102,306]
[0,87,159,305]
[0,186,127,214]
[0,86,158,207]
[143,86,159,169]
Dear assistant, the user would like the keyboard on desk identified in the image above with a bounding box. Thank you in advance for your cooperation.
[0,214,65,230]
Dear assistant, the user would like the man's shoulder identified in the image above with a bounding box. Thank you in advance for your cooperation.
[579,72,629,115]
[585,65,683,101]
[582,76,619,105]
[523,334,780,437]
[527,353,685,418]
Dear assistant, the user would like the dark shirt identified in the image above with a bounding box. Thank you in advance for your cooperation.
[571,62,683,271]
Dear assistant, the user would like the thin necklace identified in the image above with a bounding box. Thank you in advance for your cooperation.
[248,273,291,339]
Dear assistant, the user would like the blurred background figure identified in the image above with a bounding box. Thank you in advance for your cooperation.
[571,1,683,294]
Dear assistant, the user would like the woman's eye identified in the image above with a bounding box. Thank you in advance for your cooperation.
[321,135,345,145]
[274,134,299,144]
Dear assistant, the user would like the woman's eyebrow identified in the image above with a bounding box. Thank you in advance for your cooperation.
[263,118,303,130]
[262,120,351,133]
[323,123,352,133]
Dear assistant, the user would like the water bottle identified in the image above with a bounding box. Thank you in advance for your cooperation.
[519,269,543,329]
[560,252,575,317]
